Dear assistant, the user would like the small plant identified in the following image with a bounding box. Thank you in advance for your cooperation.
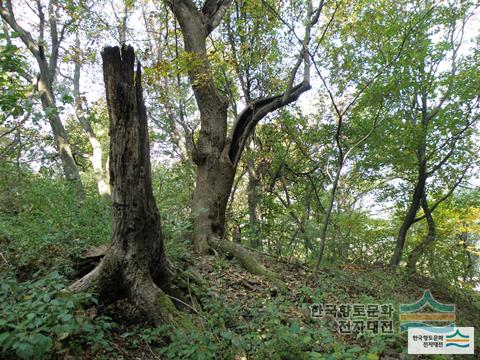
[0,271,113,359]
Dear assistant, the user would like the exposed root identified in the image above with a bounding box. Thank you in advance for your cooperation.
[70,253,126,302]
[69,263,102,293]
[216,240,287,290]
[70,254,195,329]
[128,271,194,329]
[175,268,204,288]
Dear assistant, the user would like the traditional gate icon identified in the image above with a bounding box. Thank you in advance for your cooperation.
[399,289,455,332]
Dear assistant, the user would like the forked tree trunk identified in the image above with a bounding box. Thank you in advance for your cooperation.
[166,0,317,288]
[71,45,188,326]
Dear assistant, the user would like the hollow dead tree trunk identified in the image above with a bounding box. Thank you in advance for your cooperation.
[71,45,186,326]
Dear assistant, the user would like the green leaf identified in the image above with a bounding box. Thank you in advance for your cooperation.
[31,333,52,354]
[82,323,94,333]
[347,345,362,353]
[0,331,11,346]
[14,342,34,360]
[289,322,301,334]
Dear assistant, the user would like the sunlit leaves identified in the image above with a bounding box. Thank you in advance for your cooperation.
[0,41,28,121]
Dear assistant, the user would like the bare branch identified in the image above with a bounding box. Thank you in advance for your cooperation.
[283,0,324,101]
[426,143,456,177]
[343,102,384,160]
[36,0,45,43]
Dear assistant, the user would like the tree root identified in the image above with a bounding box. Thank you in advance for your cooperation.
[128,271,194,328]
[216,240,287,290]
[175,268,205,288]
[70,263,102,293]
[168,268,205,312]
[69,254,195,329]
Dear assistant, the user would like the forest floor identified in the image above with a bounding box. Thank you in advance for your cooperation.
[1,199,479,360]
[67,246,480,360]
[2,173,479,359]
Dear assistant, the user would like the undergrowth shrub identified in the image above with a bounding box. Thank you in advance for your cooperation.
[0,168,111,274]
[120,293,387,360]
[0,271,113,359]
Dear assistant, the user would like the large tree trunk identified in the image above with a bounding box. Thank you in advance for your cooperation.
[166,0,314,287]
[71,45,187,326]
[406,195,435,274]
[191,145,234,254]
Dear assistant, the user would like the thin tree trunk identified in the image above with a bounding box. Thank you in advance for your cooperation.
[302,188,314,254]
[406,195,435,274]
[390,163,427,267]
[0,0,82,189]
[314,160,342,271]
[247,158,261,248]
[71,46,188,326]
[38,78,82,187]
[73,33,110,199]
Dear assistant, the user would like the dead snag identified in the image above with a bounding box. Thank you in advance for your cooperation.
[70,45,191,328]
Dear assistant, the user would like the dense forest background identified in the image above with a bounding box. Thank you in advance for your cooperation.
[0,0,479,359]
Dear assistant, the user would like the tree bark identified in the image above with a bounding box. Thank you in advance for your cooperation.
[71,45,188,326]
[38,80,82,184]
[315,159,342,271]
[406,195,435,274]
[247,158,261,248]
[191,149,235,253]
[390,166,427,267]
